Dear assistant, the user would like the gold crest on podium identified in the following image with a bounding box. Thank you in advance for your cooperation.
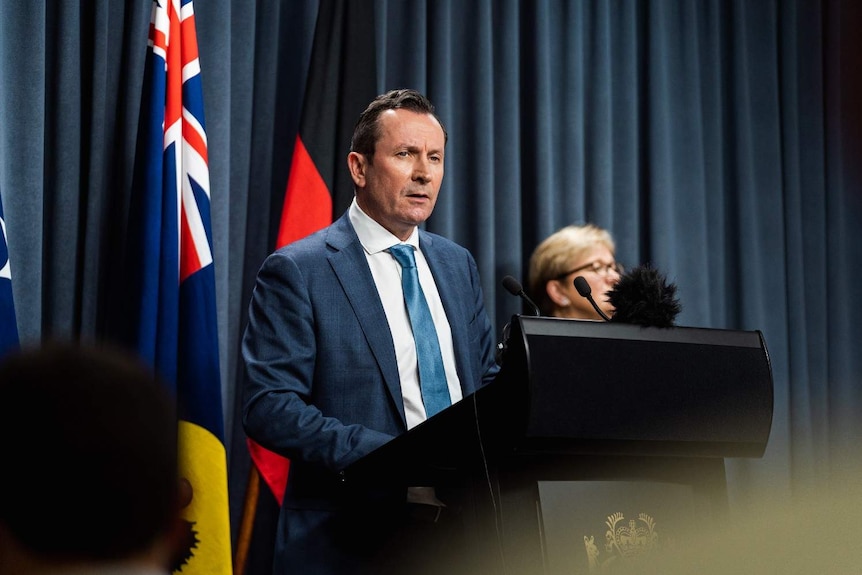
[584,512,660,572]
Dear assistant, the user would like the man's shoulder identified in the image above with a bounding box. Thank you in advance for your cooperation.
[419,228,463,249]
[273,227,329,256]
[271,216,355,261]
[419,229,473,259]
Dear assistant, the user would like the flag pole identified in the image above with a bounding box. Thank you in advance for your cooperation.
[233,465,261,575]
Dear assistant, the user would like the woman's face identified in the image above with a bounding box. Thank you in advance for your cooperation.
[553,245,621,319]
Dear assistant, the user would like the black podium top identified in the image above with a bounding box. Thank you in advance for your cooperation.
[346,316,773,484]
[513,316,773,455]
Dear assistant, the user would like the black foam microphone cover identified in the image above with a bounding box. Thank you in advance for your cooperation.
[607,264,681,327]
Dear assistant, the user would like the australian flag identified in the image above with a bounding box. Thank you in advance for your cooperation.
[0,195,18,356]
[123,1,231,572]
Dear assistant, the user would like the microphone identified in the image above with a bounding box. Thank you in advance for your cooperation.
[573,276,612,322]
[496,275,539,365]
[605,264,681,327]
[502,275,540,316]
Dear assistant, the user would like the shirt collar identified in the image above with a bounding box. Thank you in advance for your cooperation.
[349,197,420,254]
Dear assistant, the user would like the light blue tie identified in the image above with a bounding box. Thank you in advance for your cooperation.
[389,244,451,417]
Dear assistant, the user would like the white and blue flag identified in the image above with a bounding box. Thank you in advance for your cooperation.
[0,196,18,356]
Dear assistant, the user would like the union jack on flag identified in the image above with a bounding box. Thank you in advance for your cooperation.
[124,0,231,572]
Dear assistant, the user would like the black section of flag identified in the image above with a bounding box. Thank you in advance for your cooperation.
[299,0,378,217]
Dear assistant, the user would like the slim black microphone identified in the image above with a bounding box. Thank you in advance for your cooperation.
[502,275,540,316]
[573,276,611,322]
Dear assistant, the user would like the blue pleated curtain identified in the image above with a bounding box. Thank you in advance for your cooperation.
[1,0,860,569]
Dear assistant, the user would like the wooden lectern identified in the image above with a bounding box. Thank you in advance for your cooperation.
[346,316,773,575]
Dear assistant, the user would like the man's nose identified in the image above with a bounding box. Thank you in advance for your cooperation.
[412,156,431,183]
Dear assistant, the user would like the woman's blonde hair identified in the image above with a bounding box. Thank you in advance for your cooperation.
[528,224,615,315]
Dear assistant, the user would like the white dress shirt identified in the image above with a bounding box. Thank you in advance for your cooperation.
[348,199,463,430]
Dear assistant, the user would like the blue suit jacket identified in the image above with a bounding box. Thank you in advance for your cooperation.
[242,212,499,574]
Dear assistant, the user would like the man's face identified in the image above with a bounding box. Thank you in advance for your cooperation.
[348,109,445,240]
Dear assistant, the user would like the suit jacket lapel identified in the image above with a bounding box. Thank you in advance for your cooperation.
[325,214,407,426]
[420,231,473,395]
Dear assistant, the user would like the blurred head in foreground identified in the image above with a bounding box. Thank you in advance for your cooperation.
[0,342,179,574]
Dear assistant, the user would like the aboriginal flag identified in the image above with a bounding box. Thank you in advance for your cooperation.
[123,1,231,572]
[247,0,378,505]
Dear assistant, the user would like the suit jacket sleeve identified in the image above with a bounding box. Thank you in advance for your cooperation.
[466,250,501,388]
[241,248,394,473]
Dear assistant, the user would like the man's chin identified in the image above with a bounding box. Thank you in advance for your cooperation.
[400,207,435,225]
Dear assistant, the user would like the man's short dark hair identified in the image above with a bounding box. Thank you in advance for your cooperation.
[350,88,448,160]
[0,343,178,561]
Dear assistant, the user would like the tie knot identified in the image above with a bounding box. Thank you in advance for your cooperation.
[389,244,417,269]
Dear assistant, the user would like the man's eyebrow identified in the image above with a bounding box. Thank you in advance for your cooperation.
[394,142,444,155]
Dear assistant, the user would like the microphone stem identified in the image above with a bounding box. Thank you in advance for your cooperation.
[587,295,612,322]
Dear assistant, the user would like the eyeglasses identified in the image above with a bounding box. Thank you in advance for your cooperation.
[556,260,623,279]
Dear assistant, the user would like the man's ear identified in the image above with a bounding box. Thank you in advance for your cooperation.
[546,280,570,307]
[347,152,366,188]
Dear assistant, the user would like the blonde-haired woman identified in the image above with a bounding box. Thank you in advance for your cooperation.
[528,224,622,318]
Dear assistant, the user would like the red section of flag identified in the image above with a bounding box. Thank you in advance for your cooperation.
[277,136,333,247]
[184,118,208,164]
[164,3,182,131]
[247,439,291,504]
[179,204,201,283]
[180,13,199,66]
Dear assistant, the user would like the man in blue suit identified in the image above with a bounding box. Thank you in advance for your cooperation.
[243,89,499,574]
